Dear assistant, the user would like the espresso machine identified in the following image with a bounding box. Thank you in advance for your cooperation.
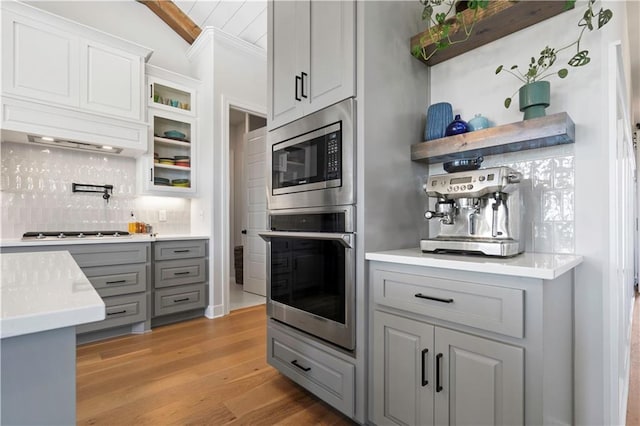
[420,166,524,257]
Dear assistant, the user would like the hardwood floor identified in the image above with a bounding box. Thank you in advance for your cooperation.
[76,305,354,425]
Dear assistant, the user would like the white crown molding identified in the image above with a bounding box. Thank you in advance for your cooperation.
[187,26,266,62]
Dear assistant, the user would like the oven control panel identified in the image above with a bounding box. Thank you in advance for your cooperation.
[326,131,341,180]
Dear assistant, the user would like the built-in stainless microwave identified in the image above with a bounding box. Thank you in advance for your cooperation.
[267,98,355,210]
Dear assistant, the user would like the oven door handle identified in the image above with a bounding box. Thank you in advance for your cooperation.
[258,231,353,248]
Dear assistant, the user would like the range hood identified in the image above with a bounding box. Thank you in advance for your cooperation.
[1,97,148,157]
[1,130,124,154]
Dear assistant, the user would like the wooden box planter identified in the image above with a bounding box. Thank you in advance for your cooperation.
[411,1,574,66]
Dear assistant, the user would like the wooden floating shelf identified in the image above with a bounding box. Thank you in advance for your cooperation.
[411,112,575,164]
[411,1,574,66]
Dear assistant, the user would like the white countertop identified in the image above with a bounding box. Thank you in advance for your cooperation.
[0,234,209,248]
[366,248,583,280]
[1,251,105,338]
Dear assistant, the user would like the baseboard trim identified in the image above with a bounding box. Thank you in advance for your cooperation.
[205,304,225,318]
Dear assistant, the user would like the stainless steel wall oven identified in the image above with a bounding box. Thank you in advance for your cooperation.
[263,99,356,350]
[260,206,355,350]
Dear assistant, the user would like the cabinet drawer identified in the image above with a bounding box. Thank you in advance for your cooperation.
[77,293,146,334]
[154,258,206,288]
[154,283,205,317]
[82,263,147,297]
[68,243,148,267]
[373,269,524,338]
[154,240,206,260]
[267,323,354,417]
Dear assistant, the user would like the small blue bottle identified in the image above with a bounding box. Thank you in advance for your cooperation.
[445,115,469,136]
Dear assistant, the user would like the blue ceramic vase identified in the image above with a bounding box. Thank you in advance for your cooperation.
[445,114,469,136]
[425,102,453,141]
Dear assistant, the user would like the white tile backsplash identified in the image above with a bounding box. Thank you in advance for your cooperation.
[427,144,575,254]
[1,142,191,238]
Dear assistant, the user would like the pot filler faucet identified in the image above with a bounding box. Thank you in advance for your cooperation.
[421,166,525,257]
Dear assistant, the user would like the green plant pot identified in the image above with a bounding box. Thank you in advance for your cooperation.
[519,81,550,120]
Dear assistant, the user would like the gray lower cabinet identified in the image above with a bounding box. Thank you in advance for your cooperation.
[369,261,574,426]
[1,243,151,338]
[267,321,355,417]
[152,239,208,321]
[373,311,523,426]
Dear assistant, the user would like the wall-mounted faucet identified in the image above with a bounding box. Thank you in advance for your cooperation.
[72,183,114,204]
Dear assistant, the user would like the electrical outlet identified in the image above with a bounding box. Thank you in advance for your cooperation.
[159,210,167,222]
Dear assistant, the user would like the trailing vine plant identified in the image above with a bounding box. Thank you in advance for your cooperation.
[411,0,489,63]
[496,0,613,108]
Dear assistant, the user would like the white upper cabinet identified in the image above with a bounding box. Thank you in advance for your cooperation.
[0,2,152,156]
[268,0,355,129]
[2,11,80,107]
[80,40,142,121]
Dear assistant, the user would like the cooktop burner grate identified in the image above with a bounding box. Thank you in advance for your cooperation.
[22,231,131,240]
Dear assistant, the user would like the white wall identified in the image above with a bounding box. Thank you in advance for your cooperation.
[25,0,193,76]
[187,28,266,318]
[428,2,632,423]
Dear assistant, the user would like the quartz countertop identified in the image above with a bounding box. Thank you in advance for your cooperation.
[1,251,105,338]
[365,248,583,280]
[0,234,210,247]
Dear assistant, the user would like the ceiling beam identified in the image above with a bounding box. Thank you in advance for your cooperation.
[138,0,202,44]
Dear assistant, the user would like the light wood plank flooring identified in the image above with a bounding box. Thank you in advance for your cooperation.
[77,305,354,425]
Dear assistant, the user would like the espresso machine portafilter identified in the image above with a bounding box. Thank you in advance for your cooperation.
[420,166,524,257]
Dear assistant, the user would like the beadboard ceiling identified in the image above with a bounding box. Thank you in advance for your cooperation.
[174,0,267,49]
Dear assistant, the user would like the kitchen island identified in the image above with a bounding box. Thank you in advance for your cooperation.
[1,251,105,425]
[366,248,582,425]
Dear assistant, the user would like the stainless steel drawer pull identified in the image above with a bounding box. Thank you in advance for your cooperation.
[173,297,190,303]
[291,359,311,372]
[415,293,454,304]
[106,280,127,285]
[174,271,191,276]
[107,310,127,316]
[174,249,190,253]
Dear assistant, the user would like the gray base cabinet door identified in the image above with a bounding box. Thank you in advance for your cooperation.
[434,327,524,426]
[373,311,434,426]
[373,311,524,426]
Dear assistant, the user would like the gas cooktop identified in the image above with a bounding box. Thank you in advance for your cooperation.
[22,231,131,241]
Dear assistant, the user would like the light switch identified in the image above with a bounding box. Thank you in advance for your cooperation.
[159,210,167,222]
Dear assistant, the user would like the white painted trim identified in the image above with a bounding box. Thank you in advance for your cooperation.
[205,304,225,319]
[220,94,267,316]
[187,27,214,61]
[146,64,200,86]
[212,27,267,59]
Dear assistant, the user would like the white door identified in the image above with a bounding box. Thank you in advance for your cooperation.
[243,127,267,296]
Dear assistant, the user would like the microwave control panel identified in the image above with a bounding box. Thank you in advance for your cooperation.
[326,131,341,180]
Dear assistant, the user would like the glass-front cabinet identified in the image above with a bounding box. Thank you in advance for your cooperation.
[140,65,199,196]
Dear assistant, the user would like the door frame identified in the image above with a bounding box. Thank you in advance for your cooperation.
[221,95,266,315]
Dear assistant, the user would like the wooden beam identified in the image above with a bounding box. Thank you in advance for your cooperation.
[138,0,202,44]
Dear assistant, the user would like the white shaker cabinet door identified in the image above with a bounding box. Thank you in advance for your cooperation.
[434,327,524,426]
[373,311,434,426]
[268,0,308,129]
[307,0,355,115]
[80,40,142,121]
[2,11,80,107]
